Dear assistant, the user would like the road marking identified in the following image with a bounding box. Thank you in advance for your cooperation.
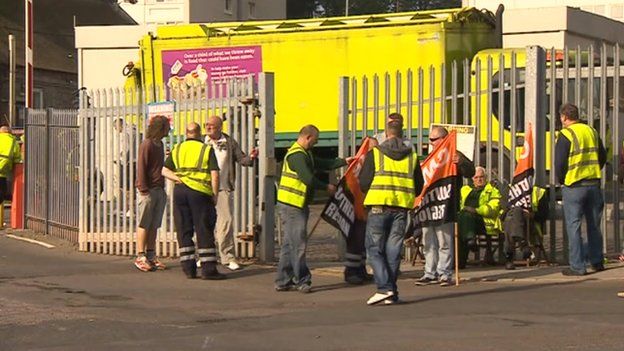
[5,234,55,249]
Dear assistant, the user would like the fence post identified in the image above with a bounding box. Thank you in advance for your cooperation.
[45,108,52,236]
[78,91,86,250]
[258,72,276,262]
[336,77,350,261]
[524,46,547,186]
[22,109,28,229]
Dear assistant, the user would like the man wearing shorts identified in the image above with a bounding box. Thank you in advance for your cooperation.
[134,115,170,272]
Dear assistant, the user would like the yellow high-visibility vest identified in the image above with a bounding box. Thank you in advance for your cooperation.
[173,140,214,195]
[0,133,17,177]
[363,147,418,209]
[460,182,502,235]
[531,187,546,212]
[277,142,311,208]
[559,123,601,186]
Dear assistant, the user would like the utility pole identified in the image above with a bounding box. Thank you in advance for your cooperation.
[25,0,34,109]
[345,0,349,16]
[9,34,16,127]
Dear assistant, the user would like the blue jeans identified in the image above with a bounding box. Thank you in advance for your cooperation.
[365,210,406,294]
[275,203,311,287]
[562,185,604,273]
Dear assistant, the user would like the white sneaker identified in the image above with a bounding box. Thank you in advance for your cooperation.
[366,291,394,305]
[384,298,400,305]
[227,261,241,271]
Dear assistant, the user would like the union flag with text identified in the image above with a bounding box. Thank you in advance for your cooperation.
[414,131,459,227]
[508,123,534,210]
[321,138,371,239]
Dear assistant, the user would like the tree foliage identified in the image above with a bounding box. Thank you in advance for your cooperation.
[287,0,462,18]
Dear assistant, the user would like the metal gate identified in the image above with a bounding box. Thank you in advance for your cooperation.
[339,44,624,261]
[24,109,80,242]
[77,73,276,261]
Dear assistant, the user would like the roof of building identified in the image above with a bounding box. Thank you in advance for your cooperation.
[0,0,136,73]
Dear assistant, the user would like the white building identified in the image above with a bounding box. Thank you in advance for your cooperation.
[77,0,286,89]
[464,2,624,48]
[118,0,286,25]
[463,1,624,21]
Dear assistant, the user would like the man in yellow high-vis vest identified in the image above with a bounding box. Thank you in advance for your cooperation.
[358,120,424,305]
[275,125,348,293]
[457,167,502,269]
[0,125,21,205]
[555,103,606,276]
[162,122,223,280]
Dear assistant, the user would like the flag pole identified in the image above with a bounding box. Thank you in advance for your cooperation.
[306,215,323,240]
[454,222,460,286]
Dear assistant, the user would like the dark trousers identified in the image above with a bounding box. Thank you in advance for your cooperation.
[457,210,486,268]
[0,177,8,202]
[173,184,218,276]
[344,220,368,278]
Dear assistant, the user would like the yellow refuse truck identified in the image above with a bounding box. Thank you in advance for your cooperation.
[124,7,499,151]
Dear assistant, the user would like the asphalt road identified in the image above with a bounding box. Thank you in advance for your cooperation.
[1,232,623,351]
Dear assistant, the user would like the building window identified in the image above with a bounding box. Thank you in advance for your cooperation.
[248,1,255,18]
[225,0,232,14]
[33,88,44,109]
[612,4,624,19]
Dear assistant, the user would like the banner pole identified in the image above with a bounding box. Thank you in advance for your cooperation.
[454,221,460,286]
[306,215,323,241]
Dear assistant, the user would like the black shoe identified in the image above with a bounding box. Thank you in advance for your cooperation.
[561,268,586,276]
[591,263,605,272]
[505,261,516,270]
[184,270,197,279]
[414,276,438,286]
[522,247,533,260]
[466,239,477,251]
[182,265,197,279]
[344,274,365,285]
[202,272,227,280]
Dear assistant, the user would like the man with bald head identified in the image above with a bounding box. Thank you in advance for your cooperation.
[204,115,257,271]
[163,122,223,279]
[457,166,502,269]
[275,124,349,293]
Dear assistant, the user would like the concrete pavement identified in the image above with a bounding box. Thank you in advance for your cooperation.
[1,229,623,350]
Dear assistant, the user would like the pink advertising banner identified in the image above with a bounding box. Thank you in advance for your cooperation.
[161,45,262,92]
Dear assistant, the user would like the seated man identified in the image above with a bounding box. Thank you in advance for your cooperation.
[502,186,548,270]
[457,167,502,269]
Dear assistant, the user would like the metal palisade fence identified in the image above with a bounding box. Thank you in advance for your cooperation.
[25,109,80,241]
[74,73,276,260]
[339,45,624,262]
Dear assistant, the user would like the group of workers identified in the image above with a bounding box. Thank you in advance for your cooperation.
[274,102,616,304]
[128,101,619,302]
[133,115,256,279]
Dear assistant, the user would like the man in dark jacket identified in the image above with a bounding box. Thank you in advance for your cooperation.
[415,126,475,287]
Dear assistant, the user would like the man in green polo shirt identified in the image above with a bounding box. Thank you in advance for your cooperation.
[275,125,349,293]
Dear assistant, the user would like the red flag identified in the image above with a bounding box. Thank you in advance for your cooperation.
[414,131,459,226]
[321,138,371,238]
[508,123,534,209]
